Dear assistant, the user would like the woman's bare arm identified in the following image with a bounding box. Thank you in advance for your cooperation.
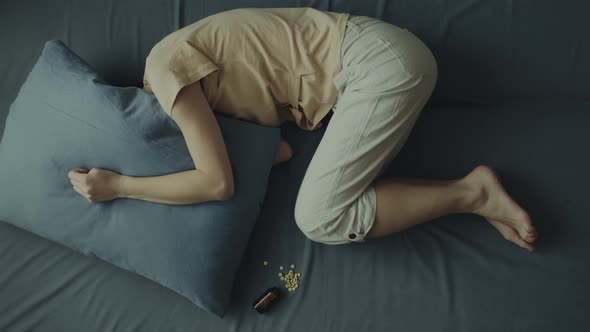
[119,80,234,205]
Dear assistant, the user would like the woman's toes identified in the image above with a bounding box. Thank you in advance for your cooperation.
[472,166,536,240]
[515,236,535,252]
[523,231,538,243]
[488,219,534,252]
[514,212,536,242]
[506,230,535,252]
[523,224,538,242]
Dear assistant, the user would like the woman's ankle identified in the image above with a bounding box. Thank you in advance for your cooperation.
[456,174,486,214]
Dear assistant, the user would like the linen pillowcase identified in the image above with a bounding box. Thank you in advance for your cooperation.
[0,39,280,317]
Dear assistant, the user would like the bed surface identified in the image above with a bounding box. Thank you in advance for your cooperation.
[2,0,590,331]
[2,103,590,331]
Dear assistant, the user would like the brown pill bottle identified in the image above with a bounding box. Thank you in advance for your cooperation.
[253,287,281,314]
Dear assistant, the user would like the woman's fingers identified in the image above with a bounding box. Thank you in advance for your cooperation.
[72,185,89,199]
[68,170,81,181]
[272,139,294,165]
[68,169,89,183]
[69,176,81,186]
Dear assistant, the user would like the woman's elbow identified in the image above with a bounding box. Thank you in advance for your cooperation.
[213,177,235,201]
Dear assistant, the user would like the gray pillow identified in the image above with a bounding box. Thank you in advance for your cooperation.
[0,39,280,317]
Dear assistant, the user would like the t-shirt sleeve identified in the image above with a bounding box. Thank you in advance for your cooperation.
[142,40,219,117]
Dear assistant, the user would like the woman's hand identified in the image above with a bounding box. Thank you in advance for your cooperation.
[272,138,293,166]
[67,168,123,203]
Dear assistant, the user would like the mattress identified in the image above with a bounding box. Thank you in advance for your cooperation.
[2,103,590,331]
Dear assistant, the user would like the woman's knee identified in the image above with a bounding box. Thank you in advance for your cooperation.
[294,197,322,242]
[294,194,340,244]
[294,188,376,245]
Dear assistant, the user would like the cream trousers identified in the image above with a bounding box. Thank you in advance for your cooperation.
[294,15,438,244]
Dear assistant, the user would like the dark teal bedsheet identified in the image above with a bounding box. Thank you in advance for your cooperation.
[2,0,590,330]
[2,103,590,331]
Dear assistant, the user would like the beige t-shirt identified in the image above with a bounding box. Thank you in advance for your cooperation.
[142,7,350,131]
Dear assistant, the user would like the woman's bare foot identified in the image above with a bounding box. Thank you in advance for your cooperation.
[272,138,293,166]
[463,166,538,251]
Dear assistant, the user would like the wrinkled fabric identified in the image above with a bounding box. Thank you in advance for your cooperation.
[143,7,349,131]
[294,15,437,244]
